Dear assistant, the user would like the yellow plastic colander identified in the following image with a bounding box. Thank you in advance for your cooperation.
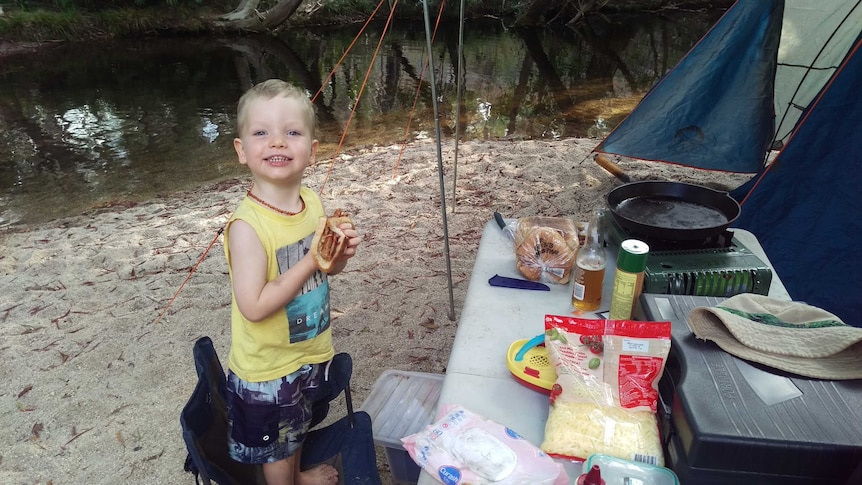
[506,335,556,394]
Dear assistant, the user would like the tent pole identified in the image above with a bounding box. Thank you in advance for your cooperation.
[452,0,466,209]
[421,0,456,321]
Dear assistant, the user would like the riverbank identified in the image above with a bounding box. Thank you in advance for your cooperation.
[0,0,732,42]
[0,137,750,483]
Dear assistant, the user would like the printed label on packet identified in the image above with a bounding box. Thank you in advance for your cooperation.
[617,354,664,410]
[622,338,649,353]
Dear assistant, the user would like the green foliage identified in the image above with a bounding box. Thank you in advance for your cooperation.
[10,0,227,12]
[0,0,730,41]
[0,9,86,40]
[296,0,523,25]
[0,5,213,40]
[311,0,379,20]
[53,0,78,12]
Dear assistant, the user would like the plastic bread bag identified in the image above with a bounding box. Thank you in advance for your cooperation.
[539,315,672,466]
[511,216,580,284]
[402,403,569,485]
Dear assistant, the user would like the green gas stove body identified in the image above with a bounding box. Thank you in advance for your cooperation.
[604,215,773,297]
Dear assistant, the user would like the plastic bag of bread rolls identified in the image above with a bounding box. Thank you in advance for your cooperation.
[512,216,579,284]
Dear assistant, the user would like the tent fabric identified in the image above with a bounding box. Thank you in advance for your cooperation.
[596,0,862,170]
[592,0,862,325]
[732,33,862,326]
[772,0,862,144]
[595,0,784,172]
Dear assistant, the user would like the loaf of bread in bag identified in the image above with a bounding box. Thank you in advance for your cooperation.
[513,217,579,284]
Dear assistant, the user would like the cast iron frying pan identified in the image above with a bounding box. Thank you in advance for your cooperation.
[606,181,741,241]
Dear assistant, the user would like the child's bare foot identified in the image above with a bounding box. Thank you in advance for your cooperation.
[298,463,338,485]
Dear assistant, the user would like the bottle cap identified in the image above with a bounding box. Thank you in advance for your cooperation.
[577,464,606,485]
[616,239,649,273]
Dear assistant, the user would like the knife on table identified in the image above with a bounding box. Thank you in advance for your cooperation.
[494,211,516,241]
[489,274,550,291]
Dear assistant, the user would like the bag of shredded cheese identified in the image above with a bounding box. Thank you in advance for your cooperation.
[540,315,671,465]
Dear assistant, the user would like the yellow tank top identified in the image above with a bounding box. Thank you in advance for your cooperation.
[224,186,334,382]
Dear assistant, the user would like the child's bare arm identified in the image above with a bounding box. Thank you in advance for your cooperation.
[228,220,317,322]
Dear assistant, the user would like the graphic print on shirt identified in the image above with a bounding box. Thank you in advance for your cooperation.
[275,232,330,343]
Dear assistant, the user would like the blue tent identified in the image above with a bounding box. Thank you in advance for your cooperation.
[594,0,862,325]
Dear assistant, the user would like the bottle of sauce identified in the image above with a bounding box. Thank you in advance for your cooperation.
[577,465,606,485]
[608,239,650,320]
[572,208,606,311]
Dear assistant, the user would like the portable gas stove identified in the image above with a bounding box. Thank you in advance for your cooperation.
[603,213,772,297]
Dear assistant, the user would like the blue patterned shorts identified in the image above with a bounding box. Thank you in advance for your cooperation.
[226,364,323,464]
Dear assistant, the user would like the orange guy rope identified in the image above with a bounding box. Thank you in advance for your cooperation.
[153,227,223,325]
[310,0,389,104]
[320,0,401,194]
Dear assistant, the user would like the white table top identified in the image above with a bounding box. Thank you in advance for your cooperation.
[417,220,789,484]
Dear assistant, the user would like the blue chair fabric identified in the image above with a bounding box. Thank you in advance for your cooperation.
[181,337,381,485]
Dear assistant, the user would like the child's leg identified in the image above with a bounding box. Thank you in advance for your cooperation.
[227,364,337,485]
[261,447,338,485]
[296,463,338,485]
[262,455,296,485]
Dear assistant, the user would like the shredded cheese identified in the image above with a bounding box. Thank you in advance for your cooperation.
[540,316,672,466]
[541,401,663,465]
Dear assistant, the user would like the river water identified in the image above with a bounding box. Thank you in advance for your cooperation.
[0,11,723,228]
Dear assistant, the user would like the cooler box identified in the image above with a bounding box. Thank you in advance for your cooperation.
[360,369,443,485]
[639,294,862,485]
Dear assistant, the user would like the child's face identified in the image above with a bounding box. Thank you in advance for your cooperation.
[234,95,318,186]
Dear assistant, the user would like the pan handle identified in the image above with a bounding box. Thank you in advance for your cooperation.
[595,154,631,183]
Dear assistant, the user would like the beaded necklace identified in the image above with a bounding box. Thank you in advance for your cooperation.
[246,190,305,216]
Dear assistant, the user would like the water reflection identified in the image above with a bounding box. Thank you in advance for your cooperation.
[0,11,722,227]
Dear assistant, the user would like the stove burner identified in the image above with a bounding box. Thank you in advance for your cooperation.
[627,229,735,251]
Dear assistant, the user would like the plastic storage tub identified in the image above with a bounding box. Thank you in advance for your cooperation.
[360,370,444,485]
[583,453,680,485]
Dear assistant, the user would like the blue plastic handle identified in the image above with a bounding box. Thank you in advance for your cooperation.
[514,334,546,362]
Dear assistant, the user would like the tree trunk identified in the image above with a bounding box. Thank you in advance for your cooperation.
[513,0,557,26]
[219,0,261,21]
[514,0,613,26]
[567,0,611,26]
[214,0,304,32]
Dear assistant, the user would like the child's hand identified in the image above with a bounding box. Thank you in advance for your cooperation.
[324,222,359,275]
[339,224,360,260]
[310,210,354,273]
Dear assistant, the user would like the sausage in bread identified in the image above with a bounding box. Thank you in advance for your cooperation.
[310,209,354,273]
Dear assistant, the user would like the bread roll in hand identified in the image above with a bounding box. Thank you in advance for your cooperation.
[310,209,354,273]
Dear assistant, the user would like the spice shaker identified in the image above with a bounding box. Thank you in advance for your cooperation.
[608,239,649,320]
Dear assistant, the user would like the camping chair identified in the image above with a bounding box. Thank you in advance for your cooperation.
[180,336,381,485]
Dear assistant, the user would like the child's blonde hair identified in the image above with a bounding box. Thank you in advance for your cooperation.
[236,79,317,139]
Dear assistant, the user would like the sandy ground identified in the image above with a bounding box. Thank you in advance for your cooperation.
[0,137,751,484]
